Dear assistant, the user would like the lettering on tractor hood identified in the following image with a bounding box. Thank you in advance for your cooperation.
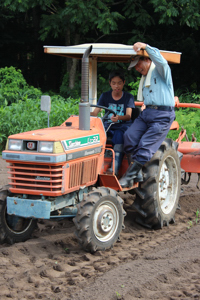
[62,134,100,151]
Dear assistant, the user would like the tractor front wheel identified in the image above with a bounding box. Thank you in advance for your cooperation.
[0,186,37,244]
[73,187,126,252]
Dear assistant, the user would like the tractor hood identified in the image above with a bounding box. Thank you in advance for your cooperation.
[2,116,107,164]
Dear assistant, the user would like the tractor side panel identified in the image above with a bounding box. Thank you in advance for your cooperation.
[62,153,105,193]
[178,141,200,173]
[180,154,200,173]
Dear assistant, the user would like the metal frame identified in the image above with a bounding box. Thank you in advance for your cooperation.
[44,43,181,107]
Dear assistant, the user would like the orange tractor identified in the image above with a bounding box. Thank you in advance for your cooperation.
[0,45,199,252]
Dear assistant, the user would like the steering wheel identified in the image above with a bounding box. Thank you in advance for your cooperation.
[90,104,116,122]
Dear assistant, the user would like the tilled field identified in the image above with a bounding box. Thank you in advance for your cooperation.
[0,157,200,300]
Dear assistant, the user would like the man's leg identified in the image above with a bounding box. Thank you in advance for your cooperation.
[119,109,175,187]
[133,109,175,164]
[123,114,148,154]
[119,115,147,187]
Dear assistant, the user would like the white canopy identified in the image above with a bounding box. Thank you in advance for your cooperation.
[44,43,181,105]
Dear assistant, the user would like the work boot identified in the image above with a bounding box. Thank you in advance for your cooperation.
[126,154,143,183]
[126,153,132,164]
[134,169,143,183]
[119,160,143,188]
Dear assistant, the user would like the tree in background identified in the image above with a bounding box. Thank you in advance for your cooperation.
[2,0,124,93]
[1,0,200,95]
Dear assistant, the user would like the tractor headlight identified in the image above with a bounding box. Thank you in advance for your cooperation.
[38,141,54,153]
[8,139,23,151]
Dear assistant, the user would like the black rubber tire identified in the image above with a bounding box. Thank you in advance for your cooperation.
[73,187,126,252]
[132,138,181,229]
[0,186,37,244]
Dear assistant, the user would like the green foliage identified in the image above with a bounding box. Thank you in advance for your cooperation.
[187,220,193,229]
[0,133,7,144]
[123,1,154,30]
[0,66,42,105]
[149,0,200,29]
[0,66,79,152]
[97,74,110,98]
[0,96,79,152]
[115,291,122,300]
[128,78,141,97]
[2,0,200,95]
[196,209,199,224]
[60,72,81,99]
[167,107,200,141]
[187,209,199,229]
[3,0,50,12]
[177,91,200,104]
[49,95,79,124]
[39,0,124,41]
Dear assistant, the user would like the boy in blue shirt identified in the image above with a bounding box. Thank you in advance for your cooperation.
[91,69,135,175]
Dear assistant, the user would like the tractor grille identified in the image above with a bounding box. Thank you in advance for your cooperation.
[8,163,63,194]
[68,157,98,188]
[7,157,98,195]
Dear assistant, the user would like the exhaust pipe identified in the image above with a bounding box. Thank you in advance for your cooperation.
[79,45,93,130]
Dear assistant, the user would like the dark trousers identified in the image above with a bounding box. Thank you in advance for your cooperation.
[105,122,131,145]
[123,107,175,165]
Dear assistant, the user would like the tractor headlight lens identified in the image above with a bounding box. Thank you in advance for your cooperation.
[8,139,23,151]
[38,141,54,153]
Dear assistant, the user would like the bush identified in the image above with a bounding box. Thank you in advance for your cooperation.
[175,88,200,104]
[0,96,79,152]
[0,66,42,105]
[60,72,81,99]
[167,107,200,142]
[128,77,140,97]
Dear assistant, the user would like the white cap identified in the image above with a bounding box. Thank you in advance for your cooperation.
[128,56,141,70]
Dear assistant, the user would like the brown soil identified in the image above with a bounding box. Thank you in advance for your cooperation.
[0,157,200,300]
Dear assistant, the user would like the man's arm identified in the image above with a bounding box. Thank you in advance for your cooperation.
[133,42,171,81]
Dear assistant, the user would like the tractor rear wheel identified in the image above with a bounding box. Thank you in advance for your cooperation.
[132,139,181,229]
[73,187,126,252]
[0,186,37,244]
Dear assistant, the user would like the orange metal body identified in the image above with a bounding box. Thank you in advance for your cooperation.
[177,142,200,173]
[172,98,200,173]
[99,147,138,191]
[4,115,135,196]
[4,116,108,196]
[4,97,200,196]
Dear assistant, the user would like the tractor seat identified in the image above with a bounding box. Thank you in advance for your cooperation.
[131,106,141,122]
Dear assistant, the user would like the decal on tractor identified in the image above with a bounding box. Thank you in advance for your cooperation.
[63,134,100,150]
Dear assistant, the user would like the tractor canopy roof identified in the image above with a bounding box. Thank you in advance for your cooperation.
[43,43,181,105]
[43,43,181,64]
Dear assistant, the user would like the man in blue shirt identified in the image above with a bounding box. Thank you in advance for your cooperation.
[119,42,176,188]
[91,69,135,175]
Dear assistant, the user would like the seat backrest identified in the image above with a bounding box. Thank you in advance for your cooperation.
[131,107,141,122]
